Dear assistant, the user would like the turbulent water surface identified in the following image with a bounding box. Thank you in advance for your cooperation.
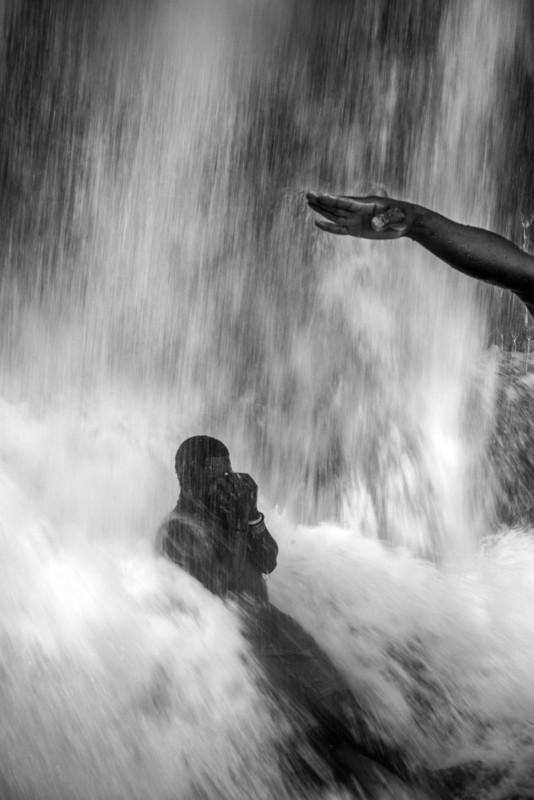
[1,1,534,798]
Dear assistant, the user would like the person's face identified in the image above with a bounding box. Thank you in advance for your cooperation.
[202,456,232,483]
[186,455,232,501]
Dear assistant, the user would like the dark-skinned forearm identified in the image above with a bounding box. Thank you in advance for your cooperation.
[408,207,534,298]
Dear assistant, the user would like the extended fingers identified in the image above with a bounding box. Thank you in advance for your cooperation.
[307,192,352,210]
[315,221,348,235]
[307,192,379,214]
[308,203,348,223]
[307,192,354,216]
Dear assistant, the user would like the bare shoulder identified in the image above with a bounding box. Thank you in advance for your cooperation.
[155,512,175,555]
[155,509,210,562]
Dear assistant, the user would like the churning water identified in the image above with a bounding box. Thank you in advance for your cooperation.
[1,0,534,797]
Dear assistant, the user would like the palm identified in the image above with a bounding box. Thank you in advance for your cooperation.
[306,192,409,239]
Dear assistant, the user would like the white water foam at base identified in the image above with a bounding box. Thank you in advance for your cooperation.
[0,394,534,798]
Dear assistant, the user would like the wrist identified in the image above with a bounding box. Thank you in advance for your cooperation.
[406,204,437,241]
[248,512,265,531]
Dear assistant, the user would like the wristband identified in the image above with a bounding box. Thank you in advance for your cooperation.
[248,512,264,528]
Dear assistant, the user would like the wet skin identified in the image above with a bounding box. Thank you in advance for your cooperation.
[307,190,534,309]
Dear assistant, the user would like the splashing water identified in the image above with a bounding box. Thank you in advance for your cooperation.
[1,0,534,798]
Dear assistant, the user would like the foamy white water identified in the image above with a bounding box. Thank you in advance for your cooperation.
[1,398,534,797]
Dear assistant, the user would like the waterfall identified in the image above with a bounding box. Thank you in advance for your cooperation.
[1,1,534,798]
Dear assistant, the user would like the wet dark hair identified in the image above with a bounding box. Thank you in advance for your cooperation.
[175,435,230,484]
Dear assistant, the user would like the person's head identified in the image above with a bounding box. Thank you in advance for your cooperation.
[175,435,232,502]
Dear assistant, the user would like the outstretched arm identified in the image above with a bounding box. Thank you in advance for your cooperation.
[307,192,534,312]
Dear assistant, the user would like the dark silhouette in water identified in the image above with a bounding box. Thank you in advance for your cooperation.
[158,435,279,604]
[157,435,426,798]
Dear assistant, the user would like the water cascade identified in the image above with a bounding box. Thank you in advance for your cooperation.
[1,1,534,798]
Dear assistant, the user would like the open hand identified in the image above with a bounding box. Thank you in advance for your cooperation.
[306,192,415,239]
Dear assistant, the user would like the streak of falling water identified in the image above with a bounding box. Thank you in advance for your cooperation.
[0,0,514,553]
[2,1,534,799]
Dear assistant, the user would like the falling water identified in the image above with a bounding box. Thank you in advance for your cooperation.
[1,0,534,798]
